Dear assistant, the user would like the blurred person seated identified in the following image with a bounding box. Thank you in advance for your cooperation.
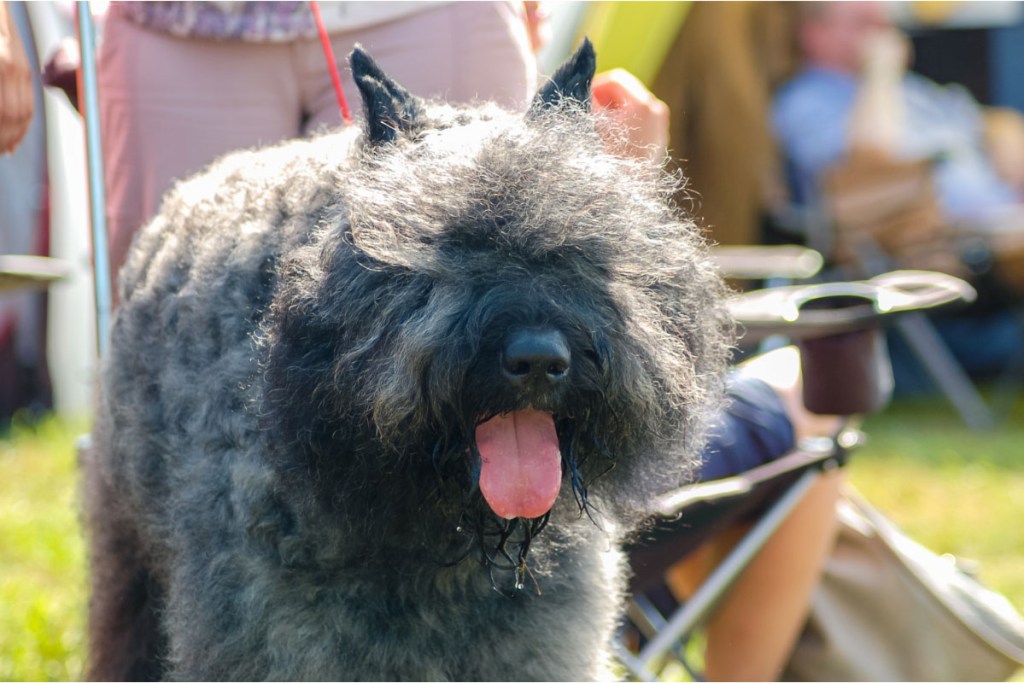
[773,1,1024,393]
[676,346,844,681]
[774,1,1024,230]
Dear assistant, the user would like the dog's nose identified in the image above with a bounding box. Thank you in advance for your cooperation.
[502,329,571,387]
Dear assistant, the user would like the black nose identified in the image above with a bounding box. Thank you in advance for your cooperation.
[501,329,571,387]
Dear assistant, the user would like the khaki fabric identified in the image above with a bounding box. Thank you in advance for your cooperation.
[652,2,799,246]
[821,149,962,275]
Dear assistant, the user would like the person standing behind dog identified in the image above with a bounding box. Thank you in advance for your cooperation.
[98,1,536,296]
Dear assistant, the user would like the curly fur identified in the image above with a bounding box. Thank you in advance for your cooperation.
[85,43,731,681]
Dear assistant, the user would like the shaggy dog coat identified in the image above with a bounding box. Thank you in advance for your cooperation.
[86,42,730,680]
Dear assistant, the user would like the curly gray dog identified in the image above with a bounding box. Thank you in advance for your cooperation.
[85,41,730,681]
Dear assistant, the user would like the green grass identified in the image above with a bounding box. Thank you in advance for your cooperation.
[851,397,1024,612]
[852,397,1024,683]
[1,399,1023,681]
[0,417,88,681]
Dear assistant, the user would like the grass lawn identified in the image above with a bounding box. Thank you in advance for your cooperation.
[1,396,1023,680]
[852,397,1024,683]
[0,418,87,681]
[851,396,1024,614]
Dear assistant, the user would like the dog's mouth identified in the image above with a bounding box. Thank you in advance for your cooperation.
[441,410,604,592]
[475,410,562,520]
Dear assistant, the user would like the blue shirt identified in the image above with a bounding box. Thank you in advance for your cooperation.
[772,67,1018,222]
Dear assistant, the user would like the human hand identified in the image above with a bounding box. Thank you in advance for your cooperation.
[849,28,909,153]
[860,28,910,81]
[522,2,549,55]
[591,69,669,162]
[0,1,34,154]
[985,107,1024,192]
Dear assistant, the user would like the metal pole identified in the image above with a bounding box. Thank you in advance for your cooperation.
[894,313,995,430]
[76,1,112,357]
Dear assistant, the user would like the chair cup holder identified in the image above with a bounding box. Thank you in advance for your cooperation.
[796,294,893,415]
[729,270,977,415]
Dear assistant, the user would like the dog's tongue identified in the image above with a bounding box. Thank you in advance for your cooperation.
[475,410,562,520]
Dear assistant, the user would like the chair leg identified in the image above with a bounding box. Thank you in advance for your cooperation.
[989,308,1024,423]
[893,313,995,430]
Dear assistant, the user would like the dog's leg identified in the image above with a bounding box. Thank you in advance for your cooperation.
[84,459,165,681]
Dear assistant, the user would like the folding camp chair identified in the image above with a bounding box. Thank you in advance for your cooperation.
[617,269,976,681]
[620,427,861,681]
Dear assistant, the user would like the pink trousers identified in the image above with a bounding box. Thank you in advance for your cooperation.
[98,1,536,280]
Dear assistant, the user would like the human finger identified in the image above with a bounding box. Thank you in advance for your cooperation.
[1,61,33,153]
[592,69,655,109]
[0,71,17,153]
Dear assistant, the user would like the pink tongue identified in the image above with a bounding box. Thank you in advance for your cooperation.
[475,410,563,520]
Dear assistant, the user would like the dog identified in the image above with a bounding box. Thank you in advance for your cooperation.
[85,41,731,680]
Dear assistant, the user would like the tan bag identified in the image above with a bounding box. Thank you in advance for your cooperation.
[784,488,1024,681]
[821,151,966,277]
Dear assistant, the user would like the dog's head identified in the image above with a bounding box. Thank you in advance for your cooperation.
[262,42,731,584]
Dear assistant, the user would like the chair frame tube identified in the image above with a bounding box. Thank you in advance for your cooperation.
[628,468,824,680]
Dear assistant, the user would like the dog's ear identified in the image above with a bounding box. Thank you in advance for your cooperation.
[350,45,423,145]
[528,38,596,116]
